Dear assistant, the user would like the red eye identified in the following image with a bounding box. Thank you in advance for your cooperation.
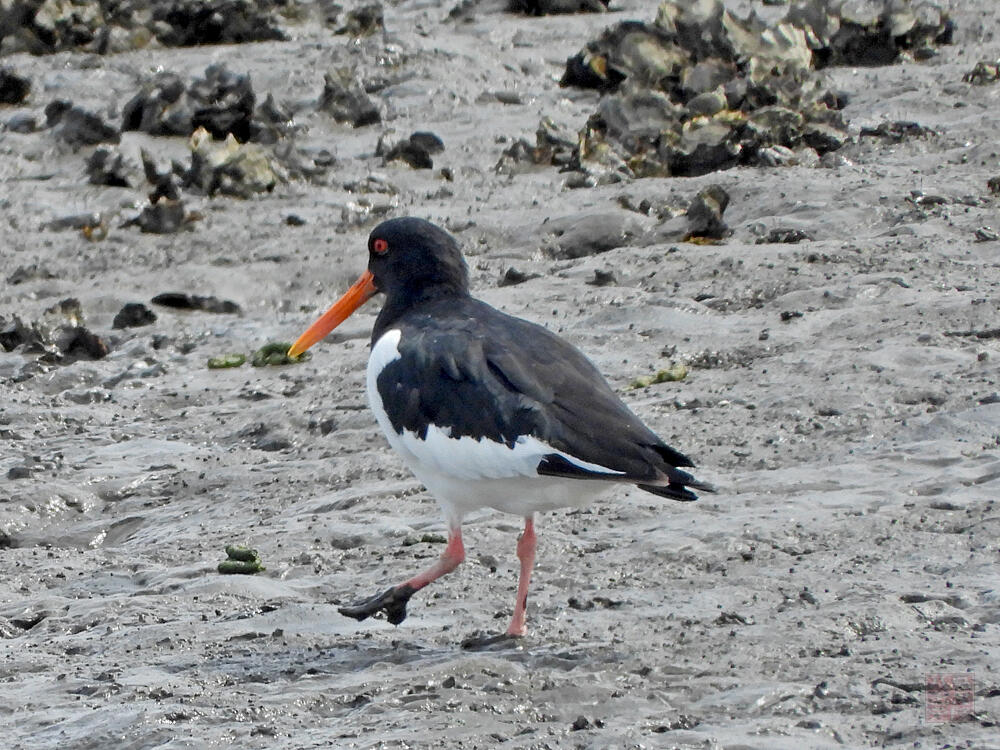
[373,238,389,254]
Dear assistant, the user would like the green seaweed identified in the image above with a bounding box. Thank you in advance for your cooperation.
[628,364,688,389]
[217,559,265,575]
[217,544,265,574]
[251,341,310,367]
[207,353,247,369]
[224,545,259,562]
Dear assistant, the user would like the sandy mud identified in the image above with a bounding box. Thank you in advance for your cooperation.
[1,0,998,747]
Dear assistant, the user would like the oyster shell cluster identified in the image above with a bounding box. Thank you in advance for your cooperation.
[518,0,953,181]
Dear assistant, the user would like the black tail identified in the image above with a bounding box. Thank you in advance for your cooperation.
[637,479,716,502]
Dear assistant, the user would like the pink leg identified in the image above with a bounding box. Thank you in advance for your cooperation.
[404,527,465,591]
[506,516,536,636]
[339,526,465,626]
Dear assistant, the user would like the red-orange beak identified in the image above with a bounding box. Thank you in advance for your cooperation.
[287,270,377,358]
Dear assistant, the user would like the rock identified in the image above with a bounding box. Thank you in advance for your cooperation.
[0,298,108,362]
[685,184,730,239]
[541,211,643,259]
[661,118,741,176]
[382,131,445,169]
[139,148,183,203]
[336,3,384,36]
[495,118,577,174]
[7,265,56,285]
[86,146,132,188]
[570,716,591,731]
[498,268,539,287]
[561,22,678,90]
[45,100,119,146]
[188,64,257,141]
[551,0,951,180]
[42,213,104,232]
[112,303,157,329]
[0,68,30,104]
[319,68,381,127]
[253,93,295,144]
[789,0,954,69]
[802,122,850,153]
[586,269,617,286]
[0,0,297,55]
[184,127,282,198]
[151,293,241,315]
[151,1,286,47]
[757,228,813,244]
[133,200,189,234]
[963,60,1000,85]
[4,112,39,132]
[121,71,191,136]
[123,65,282,143]
[409,131,446,155]
[859,120,934,142]
[510,0,608,14]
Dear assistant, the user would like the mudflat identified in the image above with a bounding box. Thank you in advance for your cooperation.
[1,1,997,747]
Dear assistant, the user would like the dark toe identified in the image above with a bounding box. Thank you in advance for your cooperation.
[338,584,416,625]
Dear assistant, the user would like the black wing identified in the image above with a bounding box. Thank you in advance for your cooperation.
[376,298,708,498]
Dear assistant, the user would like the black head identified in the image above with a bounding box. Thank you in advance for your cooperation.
[367,217,470,303]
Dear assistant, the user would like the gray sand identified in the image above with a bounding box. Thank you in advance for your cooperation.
[1,1,998,747]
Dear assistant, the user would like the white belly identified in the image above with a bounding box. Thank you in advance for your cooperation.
[366,329,613,523]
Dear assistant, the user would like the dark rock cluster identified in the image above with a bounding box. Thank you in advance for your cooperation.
[122,64,290,143]
[0,68,30,104]
[509,0,608,14]
[786,0,953,67]
[335,3,385,36]
[0,0,297,55]
[508,0,951,181]
[378,131,446,169]
[45,100,119,147]
[319,68,382,128]
[0,299,108,363]
[107,64,327,230]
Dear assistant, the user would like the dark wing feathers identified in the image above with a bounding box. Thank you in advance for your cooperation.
[378,298,707,498]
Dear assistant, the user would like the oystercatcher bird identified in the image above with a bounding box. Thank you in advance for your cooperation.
[288,217,713,638]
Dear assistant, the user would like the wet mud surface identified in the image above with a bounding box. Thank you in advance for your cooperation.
[2,1,999,747]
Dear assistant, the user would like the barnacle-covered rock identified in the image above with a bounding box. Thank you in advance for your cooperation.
[549,0,951,180]
[151,0,286,46]
[0,298,108,363]
[86,146,133,188]
[184,127,283,198]
[319,68,382,128]
[685,184,730,239]
[963,60,1000,85]
[787,0,953,68]
[0,0,296,55]
[123,65,264,142]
